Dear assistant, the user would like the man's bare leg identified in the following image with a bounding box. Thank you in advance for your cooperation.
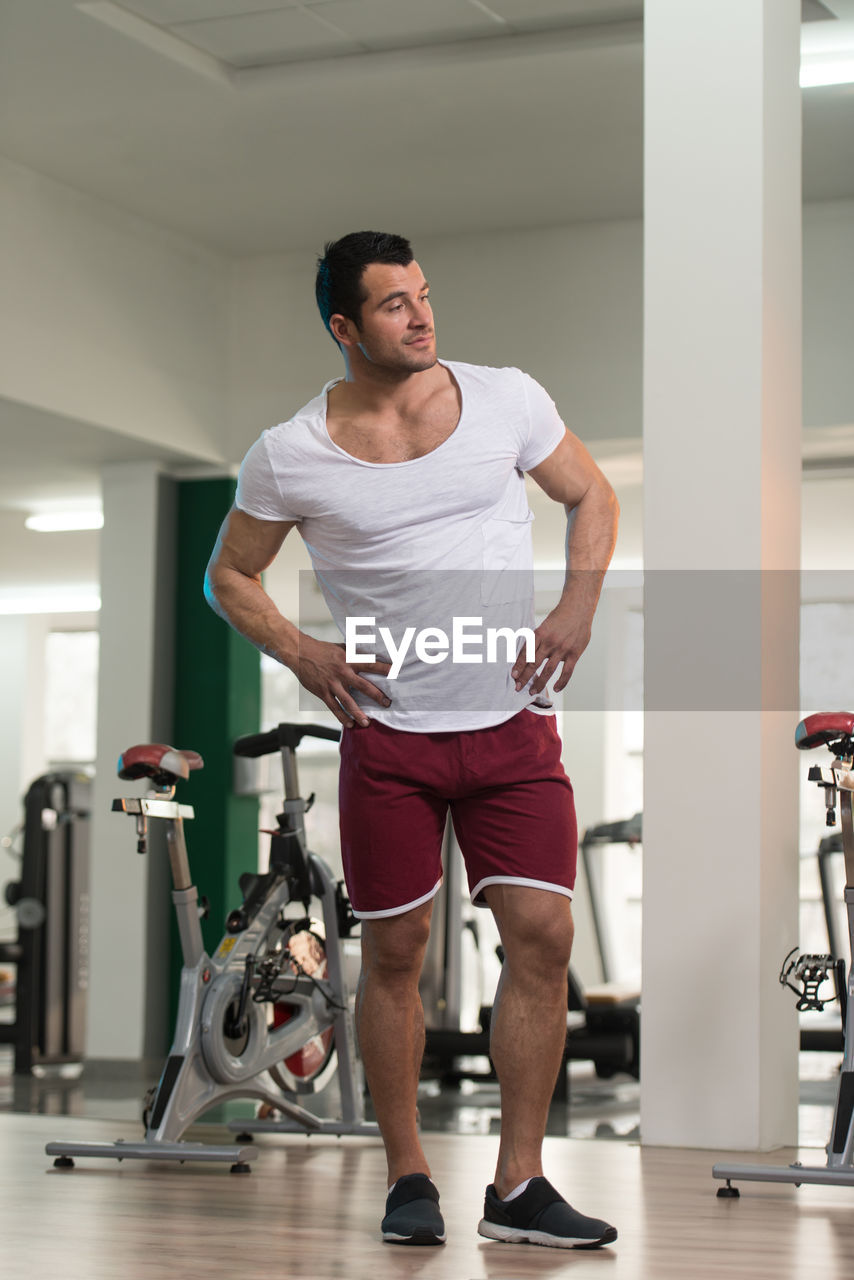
[356,900,434,1187]
[477,884,616,1248]
[483,884,574,1198]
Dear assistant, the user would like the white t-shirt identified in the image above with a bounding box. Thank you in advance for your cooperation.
[235,360,566,732]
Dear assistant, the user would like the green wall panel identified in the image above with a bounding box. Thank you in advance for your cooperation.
[171,479,260,1017]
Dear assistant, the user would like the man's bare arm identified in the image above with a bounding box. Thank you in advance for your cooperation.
[205,506,390,728]
[512,431,619,695]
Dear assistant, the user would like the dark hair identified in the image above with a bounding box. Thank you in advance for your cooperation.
[315,231,413,339]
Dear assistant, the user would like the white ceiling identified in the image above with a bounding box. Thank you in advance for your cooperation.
[106,0,645,64]
[0,398,206,513]
[1,0,853,595]
[0,1,649,254]
[0,1,851,258]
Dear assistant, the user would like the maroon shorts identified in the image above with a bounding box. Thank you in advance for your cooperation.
[338,709,577,919]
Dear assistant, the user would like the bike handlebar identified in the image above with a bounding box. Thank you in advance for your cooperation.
[233,722,341,758]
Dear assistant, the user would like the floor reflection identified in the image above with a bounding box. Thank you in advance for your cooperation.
[0,1045,840,1150]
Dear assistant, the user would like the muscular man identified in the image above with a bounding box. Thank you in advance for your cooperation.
[206,231,619,1250]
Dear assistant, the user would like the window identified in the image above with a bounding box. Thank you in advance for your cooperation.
[44,631,99,767]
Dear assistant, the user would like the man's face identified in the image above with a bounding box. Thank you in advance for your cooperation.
[342,260,437,373]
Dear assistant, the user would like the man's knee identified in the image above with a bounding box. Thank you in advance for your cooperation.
[360,901,433,979]
[487,887,574,974]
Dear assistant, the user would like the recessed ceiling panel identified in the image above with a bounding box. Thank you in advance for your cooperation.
[480,0,642,27]
[170,6,360,64]
[312,0,500,49]
[120,0,308,22]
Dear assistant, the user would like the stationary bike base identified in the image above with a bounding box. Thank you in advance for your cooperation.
[226,1078,380,1137]
[713,1161,854,1191]
[46,1139,256,1167]
[229,1117,379,1138]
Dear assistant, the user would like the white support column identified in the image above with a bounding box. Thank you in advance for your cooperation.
[642,0,802,1148]
[87,463,176,1061]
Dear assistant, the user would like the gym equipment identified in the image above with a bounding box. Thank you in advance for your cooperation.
[800,830,847,1052]
[713,711,854,1196]
[46,722,377,1173]
[568,814,642,1087]
[0,772,90,1074]
[580,813,641,985]
[817,832,846,964]
[779,945,843,1017]
[421,815,641,1093]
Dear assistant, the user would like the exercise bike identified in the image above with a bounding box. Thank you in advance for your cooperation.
[47,722,378,1173]
[713,711,854,1195]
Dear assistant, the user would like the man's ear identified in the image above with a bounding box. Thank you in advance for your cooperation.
[329,313,357,347]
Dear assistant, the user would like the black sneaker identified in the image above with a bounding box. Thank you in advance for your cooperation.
[381,1173,446,1246]
[478,1177,617,1249]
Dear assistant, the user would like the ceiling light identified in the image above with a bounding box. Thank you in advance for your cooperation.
[0,590,101,616]
[800,55,854,87]
[25,511,104,532]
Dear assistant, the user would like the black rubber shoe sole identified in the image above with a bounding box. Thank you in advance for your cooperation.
[382,1227,446,1246]
[478,1219,617,1249]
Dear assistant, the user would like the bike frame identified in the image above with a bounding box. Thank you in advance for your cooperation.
[46,727,377,1171]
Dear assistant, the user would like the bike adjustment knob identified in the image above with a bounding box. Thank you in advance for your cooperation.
[226,908,247,934]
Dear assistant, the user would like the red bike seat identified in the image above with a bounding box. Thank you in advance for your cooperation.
[795,713,854,751]
[118,744,204,786]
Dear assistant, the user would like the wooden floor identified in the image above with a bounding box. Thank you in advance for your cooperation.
[4,1112,854,1280]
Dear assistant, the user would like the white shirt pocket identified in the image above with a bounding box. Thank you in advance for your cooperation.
[480,512,535,605]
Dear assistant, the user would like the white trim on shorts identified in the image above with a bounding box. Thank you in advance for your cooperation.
[351,877,444,920]
[469,875,574,907]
